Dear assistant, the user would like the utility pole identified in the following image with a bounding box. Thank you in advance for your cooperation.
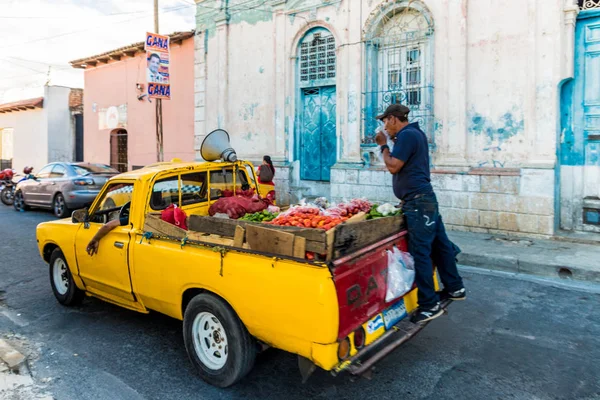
[154,0,164,162]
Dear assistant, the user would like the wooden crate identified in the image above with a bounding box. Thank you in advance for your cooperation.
[144,213,187,239]
[187,213,404,261]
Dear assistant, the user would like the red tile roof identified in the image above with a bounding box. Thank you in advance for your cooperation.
[0,97,44,113]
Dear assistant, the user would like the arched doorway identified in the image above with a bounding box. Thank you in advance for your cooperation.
[110,129,128,172]
[297,27,337,182]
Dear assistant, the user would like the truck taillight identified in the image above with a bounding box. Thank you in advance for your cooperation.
[337,337,350,361]
[353,327,365,349]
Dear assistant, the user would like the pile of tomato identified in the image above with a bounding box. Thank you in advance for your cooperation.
[266,206,349,230]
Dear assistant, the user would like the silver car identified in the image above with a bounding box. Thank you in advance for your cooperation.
[13,162,120,218]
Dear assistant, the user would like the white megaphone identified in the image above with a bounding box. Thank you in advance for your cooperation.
[200,129,238,162]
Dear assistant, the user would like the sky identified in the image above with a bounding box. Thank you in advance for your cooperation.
[0,0,196,103]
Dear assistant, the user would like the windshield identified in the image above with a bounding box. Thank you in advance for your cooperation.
[72,164,119,175]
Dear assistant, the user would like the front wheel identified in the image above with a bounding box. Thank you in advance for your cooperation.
[49,248,85,306]
[0,187,13,206]
[53,193,70,218]
[183,294,256,388]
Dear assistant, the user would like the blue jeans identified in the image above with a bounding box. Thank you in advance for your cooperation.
[402,192,464,308]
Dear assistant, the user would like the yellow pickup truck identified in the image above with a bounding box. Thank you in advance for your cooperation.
[36,160,449,387]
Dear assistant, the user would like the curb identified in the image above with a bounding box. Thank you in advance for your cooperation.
[0,339,26,373]
[456,253,600,284]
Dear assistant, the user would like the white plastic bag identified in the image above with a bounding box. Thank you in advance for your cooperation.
[375,126,395,163]
[385,247,416,302]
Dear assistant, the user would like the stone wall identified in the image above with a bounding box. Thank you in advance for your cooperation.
[331,167,555,237]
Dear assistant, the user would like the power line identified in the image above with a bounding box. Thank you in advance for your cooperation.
[2,56,72,69]
[0,3,195,50]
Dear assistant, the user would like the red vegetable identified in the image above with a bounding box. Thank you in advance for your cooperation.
[209,196,271,219]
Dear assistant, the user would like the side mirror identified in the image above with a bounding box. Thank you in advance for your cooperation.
[71,208,89,224]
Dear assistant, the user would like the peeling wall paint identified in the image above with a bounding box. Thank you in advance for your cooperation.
[468,110,525,147]
[239,102,259,121]
[347,92,358,124]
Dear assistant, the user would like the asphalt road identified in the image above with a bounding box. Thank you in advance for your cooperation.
[1,205,599,400]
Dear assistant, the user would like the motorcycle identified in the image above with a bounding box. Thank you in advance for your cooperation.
[0,166,34,206]
[0,168,16,206]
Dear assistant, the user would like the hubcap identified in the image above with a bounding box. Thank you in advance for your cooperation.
[15,193,23,209]
[55,196,64,216]
[192,312,229,370]
[52,258,69,295]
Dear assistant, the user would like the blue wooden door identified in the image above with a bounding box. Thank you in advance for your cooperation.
[300,86,337,181]
[560,12,600,231]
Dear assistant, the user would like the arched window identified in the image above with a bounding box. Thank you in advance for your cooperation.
[298,27,336,88]
[363,2,434,145]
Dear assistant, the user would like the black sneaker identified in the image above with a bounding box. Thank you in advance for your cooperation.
[411,303,443,324]
[437,288,467,301]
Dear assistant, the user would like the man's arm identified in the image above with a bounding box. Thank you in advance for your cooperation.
[382,148,405,174]
[86,219,121,256]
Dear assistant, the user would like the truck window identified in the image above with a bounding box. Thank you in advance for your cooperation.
[151,176,179,210]
[209,168,249,199]
[92,182,134,223]
[180,172,208,206]
[150,172,208,210]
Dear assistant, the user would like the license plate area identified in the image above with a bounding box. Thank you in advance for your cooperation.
[382,299,407,330]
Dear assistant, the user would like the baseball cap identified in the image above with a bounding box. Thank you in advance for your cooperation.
[376,104,410,120]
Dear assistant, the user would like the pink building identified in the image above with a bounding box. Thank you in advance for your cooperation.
[70,31,195,171]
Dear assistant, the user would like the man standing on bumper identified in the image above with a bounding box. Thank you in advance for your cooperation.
[375,104,466,323]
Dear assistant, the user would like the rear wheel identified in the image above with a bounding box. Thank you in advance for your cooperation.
[53,193,70,218]
[0,187,13,206]
[13,191,28,212]
[183,294,256,388]
[49,248,84,306]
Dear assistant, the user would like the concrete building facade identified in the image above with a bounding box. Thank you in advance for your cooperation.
[0,86,83,172]
[71,31,196,172]
[193,0,600,238]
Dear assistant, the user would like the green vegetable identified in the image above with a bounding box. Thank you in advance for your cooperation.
[240,211,279,222]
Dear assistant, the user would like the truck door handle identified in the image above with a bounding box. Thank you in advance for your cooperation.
[114,241,124,249]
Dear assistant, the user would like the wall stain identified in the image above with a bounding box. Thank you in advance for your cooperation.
[348,92,358,124]
[258,66,265,74]
[239,102,259,121]
[469,109,524,168]
[469,110,524,145]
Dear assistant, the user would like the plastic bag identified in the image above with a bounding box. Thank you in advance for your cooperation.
[385,247,415,302]
[375,126,396,163]
[161,204,188,230]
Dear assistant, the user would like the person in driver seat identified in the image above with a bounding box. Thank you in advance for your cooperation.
[86,203,130,256]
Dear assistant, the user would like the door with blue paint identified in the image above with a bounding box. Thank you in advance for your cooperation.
[560,11,600,232]
[300,86,337,181]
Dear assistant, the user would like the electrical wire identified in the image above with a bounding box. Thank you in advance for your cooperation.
[0,3,195,50]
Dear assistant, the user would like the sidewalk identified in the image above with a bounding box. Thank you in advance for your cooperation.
[447,231,600,284]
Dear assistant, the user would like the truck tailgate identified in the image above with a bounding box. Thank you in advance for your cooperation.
[332,231,410,340]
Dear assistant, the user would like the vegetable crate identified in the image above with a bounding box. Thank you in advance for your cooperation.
[186,213,404,261]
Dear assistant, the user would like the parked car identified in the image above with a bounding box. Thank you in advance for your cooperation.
[13,162,120,218]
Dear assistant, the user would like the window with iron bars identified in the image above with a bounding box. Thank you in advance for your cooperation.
[363,37,434,145]
[579,0,600,10]
[299,31,336,87]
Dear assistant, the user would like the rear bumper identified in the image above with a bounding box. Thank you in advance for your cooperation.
[64,190,100,209]
[332,299,452,376]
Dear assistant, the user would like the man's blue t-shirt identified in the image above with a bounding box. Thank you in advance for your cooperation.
[390,122,433,200]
